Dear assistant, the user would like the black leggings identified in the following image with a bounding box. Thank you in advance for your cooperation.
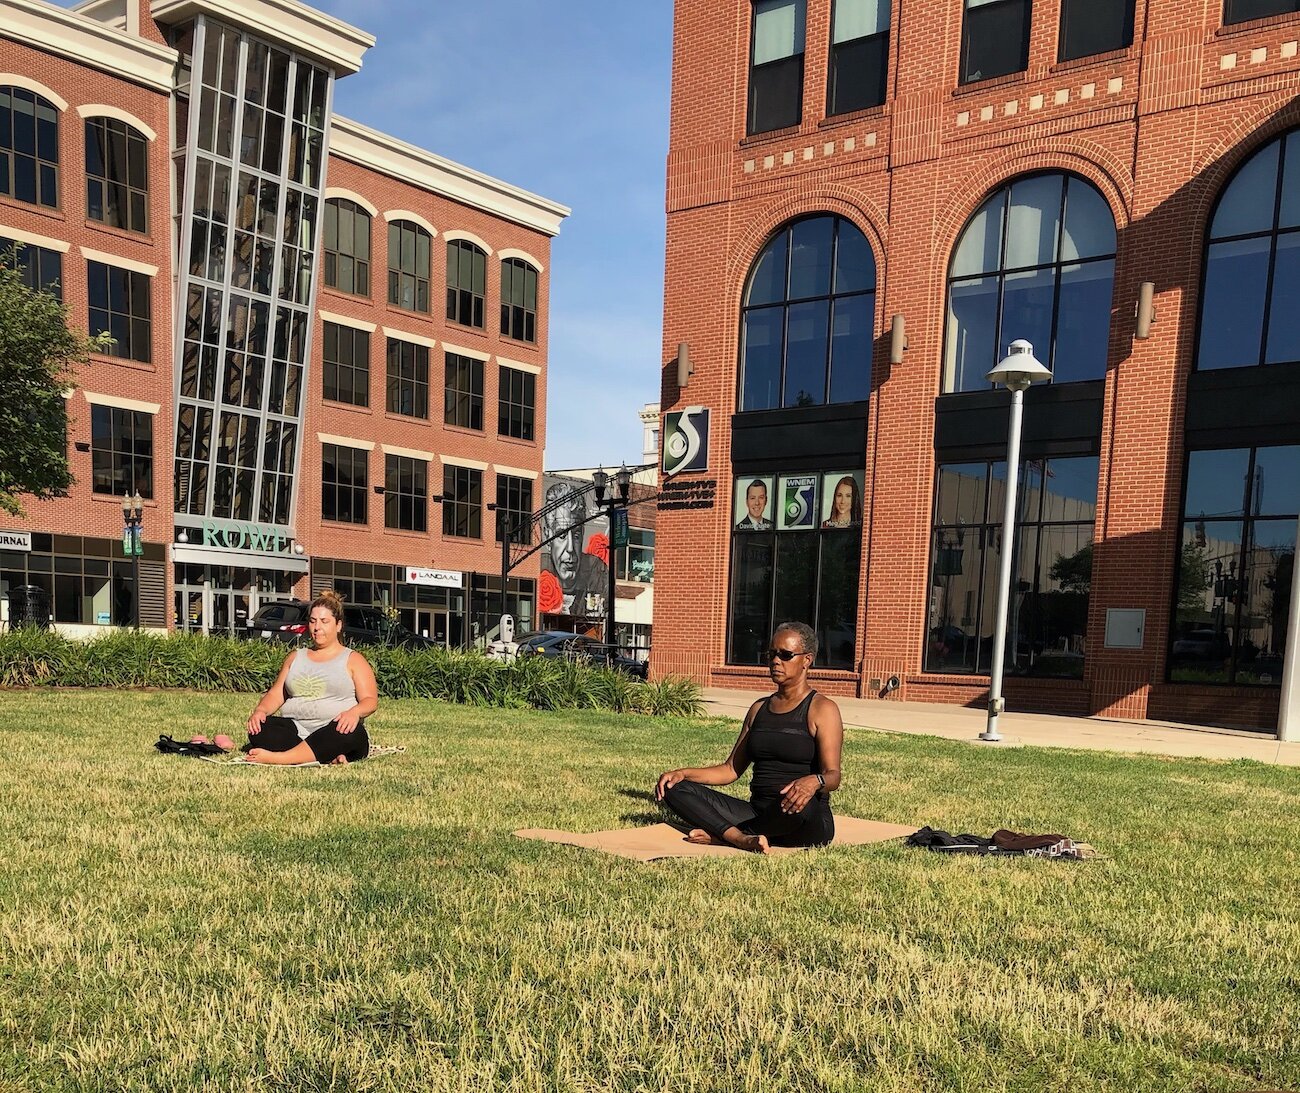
[244,715,369,764]
[661,780,834,847]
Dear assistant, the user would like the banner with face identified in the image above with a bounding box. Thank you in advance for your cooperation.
[732,476,774,531]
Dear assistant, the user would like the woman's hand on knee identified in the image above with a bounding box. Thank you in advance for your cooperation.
[335,708,362,734]
[655,769,686,801]
[246,709,267,735]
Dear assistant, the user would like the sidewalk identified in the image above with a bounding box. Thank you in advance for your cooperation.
[700,686,1300,767]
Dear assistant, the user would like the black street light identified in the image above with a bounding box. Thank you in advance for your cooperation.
[592,465,632,651]
[120,491,144,629]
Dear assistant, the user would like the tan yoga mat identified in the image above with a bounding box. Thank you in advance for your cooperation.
[513,817,918,861]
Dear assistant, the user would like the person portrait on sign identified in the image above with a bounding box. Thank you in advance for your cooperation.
[822,475,863,528]
[734,479,773,531]
[539,482,607,615]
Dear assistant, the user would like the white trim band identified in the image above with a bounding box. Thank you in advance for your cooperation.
[318,309,377,333]
[497,247,543,273]
[381,326,436,349]
[497,355,541,375]
[441,454,488,471]
[381,444,435,462]
[440,341,490,362]
[443,229,493,256]
[0,225,71,253]
[323,188,378,217]
[80,247,159,277]
[83,391,161,414]
[493,464,539,480]
[317,432,375,452]
[0,73,69,111]
[383,209,438,237]
[76,104,157,141]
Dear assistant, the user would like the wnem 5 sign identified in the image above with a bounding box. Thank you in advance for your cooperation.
[662,407,709,477]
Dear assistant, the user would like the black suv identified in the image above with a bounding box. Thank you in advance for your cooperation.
[244,599,433,649]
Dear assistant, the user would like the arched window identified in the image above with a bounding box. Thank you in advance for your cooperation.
[387,219,430,312]
[0,86,59,208]
[1197,129,1300,371]
[738,214,876,411]
[944,173,1116,392]
[500,257,538,342]
[324,198,371,296]
[446,239,486,328]
[85,116,149,233]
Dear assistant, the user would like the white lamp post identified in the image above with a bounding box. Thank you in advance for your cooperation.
[980,339,1053,742]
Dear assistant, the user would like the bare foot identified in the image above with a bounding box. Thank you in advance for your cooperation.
[728,833,769,854]
[330,755,349,765]
[686,829,722,845]
[245,747,272,763]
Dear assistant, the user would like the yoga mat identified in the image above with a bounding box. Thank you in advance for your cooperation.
[513,817,918,861]
[199,744,407,766]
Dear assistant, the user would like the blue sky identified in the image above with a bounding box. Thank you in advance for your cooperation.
[312,0,673,471]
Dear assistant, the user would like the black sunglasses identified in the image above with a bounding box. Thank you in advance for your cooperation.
[763,647,809,662]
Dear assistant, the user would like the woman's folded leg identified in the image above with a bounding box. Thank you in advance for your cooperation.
[740,797,835,847]
[303,721,370,765]
[242,715,301,753]
[660,780,757,841]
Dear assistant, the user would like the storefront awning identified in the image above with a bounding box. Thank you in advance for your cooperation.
[171,544,309,573]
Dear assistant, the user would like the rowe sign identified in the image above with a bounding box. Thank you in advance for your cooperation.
[200,519,294,554]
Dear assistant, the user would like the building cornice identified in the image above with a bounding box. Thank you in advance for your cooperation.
[148,0,373,76]
[329,115,571,238]
[1,0,176,93]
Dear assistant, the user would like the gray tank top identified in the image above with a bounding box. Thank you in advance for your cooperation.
[278,646,356,738]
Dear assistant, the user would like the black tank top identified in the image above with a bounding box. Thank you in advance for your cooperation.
[747,690,820,806]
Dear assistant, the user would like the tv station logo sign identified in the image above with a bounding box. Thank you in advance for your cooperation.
[662,406,709,477]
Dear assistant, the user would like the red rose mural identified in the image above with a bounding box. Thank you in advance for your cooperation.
[538,569,563,614]
[586,532,609,566]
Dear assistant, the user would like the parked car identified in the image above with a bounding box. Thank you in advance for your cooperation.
[244,599,433,649]
[514,630,648,678]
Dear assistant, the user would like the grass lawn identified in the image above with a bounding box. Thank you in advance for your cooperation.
[1,689,1297,1092]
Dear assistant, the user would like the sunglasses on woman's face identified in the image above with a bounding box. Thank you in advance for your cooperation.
[764,647,808,662]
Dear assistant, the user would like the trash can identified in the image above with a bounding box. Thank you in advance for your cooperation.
[9,585,51,630]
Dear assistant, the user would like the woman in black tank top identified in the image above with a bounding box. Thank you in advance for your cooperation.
[655,622,845,853]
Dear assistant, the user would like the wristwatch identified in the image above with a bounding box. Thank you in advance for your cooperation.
[815,773,826,788]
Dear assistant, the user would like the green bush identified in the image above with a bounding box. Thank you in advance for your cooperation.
[0,629,703,717]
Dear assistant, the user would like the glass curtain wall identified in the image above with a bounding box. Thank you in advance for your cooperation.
[172,18,333,529]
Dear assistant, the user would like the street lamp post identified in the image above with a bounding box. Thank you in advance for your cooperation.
[592,465,632,652]
[980,340,1052,742]
[121,491,144,629]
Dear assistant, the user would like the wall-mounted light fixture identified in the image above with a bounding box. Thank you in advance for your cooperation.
[675,342,693,388]
[889,314,908,365]
[1135,282,1156,340]
[292,542,305,556]
[177,528,189,544]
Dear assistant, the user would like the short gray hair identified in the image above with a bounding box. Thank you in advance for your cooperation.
[773,621,817,660]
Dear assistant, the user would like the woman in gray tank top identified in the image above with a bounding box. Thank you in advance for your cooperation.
[243,591,379,764]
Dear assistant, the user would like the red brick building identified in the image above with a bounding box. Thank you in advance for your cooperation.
[0,0,567,646]
[654,0,1300,731]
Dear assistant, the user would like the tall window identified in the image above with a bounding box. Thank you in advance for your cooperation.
[1170,446,1299,686]
[960,0,1032,84]
[498,365,536,440]
[384,454,427,532]
[728,470,863,669]
[739,215,876,411]
[444,352,484,430]
[1224,0,1300,25]
[1058,0,1134,62]
[84,117,149,234]
[386,338,429,418]
[0,86,59,208]
[323,198,371,296]
[828,0,889,116]
[748,0,805,135]
[321,443,368,524]
[0,238,62,299]
[495,474,533,544]
[1197,130,1300,371]
[500,258,538,342]
[617,528,656,583]
[322,322,369,406]
[945,173,1115,392]
[91,405,153,498]
[387,220,430,312]
[87,261,152,363]
[446,240,486,328]
[443,465,482,538]
[925,457,1097,678]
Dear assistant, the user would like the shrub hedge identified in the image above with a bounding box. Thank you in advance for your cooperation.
[0,629,704,717]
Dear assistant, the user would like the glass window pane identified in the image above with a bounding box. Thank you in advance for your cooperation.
[1198,237,1269,370]
[834,0,889,40]
[753,0,804,64]
[962,0,1030,83]
[1234,519,1294,685]
[1212,139,1280,239]
[1058,0,1133,61]
[834,221,875,294]
[1005,175,1063,269]
[1039,456,1099,522]
[1186,448,1250,518]
[829,293,873,403]
[1052,260,1113,383]
[783,299,830,406]
[788,217,835,300]
[1060,180,1116,260]
[1170,521,1238,683]
[740,306,785,411]
[945,276,999,392]
[936,463,988,526]
[928,525,980,672]
[1265,233,1300,364]
[816,531,860,668]
[1000,266,1056,372]
[730,533,774,665]
[1280,132,1300,230]
[1023,523,1091,677]
[746,232,788,306]
[772,533,817,629]
[951,193,1004,277]
[1251,445,1300,516]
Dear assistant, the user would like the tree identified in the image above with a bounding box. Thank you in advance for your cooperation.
[0,254,102,516]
